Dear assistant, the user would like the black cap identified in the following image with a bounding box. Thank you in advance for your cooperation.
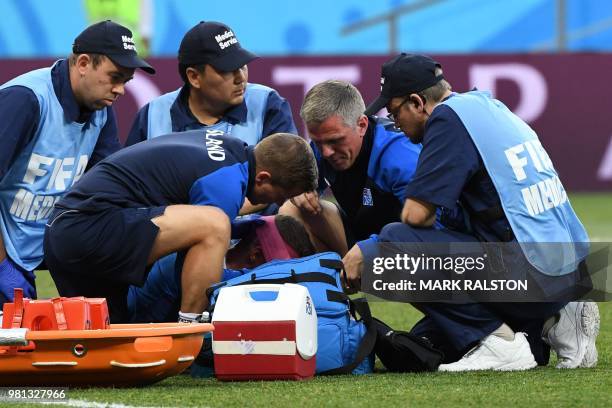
[178,21,258,72]
[72,20,155,74]
[365,53,443,116]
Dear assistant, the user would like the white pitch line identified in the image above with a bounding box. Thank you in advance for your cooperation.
[40,399,167,408]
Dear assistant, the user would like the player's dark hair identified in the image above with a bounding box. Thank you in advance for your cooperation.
[274,215,316,257]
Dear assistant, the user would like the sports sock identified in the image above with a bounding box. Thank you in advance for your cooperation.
[491,323,515,341]
[178,311,202,323]
[178,311,211,323]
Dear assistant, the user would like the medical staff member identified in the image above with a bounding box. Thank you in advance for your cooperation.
[44,132,317,323]
[0,20,154,305]
[280,80,424,255]
[126,21,296,146]
[344,53,598,371]
[126,21,296,215]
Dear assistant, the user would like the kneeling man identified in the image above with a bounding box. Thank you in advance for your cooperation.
[127,214,317,323]
[44,132,317,323]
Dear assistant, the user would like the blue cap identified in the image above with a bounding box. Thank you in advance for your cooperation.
[72,20,155,74]
[365,53,443,115]
[178,21,258,72]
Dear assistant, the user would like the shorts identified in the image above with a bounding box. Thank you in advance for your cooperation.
[44,206,166,322]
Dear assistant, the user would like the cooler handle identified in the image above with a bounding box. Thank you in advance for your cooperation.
[238,284,297,303]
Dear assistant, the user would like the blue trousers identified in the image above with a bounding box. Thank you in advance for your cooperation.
[377,223,565,365]
[127,252,245,323]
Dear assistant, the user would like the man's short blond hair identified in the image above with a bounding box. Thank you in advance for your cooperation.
[254,133,318,192]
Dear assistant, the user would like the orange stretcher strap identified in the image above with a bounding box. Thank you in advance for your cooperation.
[52,298,68,330]
[11,288,24,329]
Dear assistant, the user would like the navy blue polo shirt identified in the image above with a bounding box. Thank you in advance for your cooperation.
[125,84,296,146]
[403,102,513,241]
[313,116,422,241]
[56,131,253,221]
[0,59,120,180]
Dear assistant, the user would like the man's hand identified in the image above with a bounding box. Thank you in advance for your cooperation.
[290,191,321,216]
[341,244,364,294]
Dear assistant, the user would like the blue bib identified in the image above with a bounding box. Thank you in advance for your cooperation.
[147,83,272,145]
[442,91,589,276]
[0,64,106,270]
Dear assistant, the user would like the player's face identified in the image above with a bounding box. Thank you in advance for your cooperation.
[308,114,368,171]
[387,95,426,144]
[77,56,134,111]
[195,64,248,109]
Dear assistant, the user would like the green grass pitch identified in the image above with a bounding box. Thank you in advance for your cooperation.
[24,193,612,407]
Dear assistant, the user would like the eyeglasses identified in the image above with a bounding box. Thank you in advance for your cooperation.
[386,96,410,121]
[386,94,427,121]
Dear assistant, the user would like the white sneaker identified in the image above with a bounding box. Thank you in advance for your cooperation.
[438,332,537,372]
[544,301,600,369]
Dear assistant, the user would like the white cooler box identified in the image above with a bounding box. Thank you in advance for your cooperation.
[212,283,317,380]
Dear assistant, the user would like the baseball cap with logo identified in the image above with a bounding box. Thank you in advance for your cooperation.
[72,20,155,74]
[364,53,443,115]
[178,21,259,72]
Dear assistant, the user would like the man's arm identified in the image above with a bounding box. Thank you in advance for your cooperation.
[0,86,40,181]
[401,197,437,227]
[0,86,40,266]
[280,192,349,255]
[402,105,480,224]
[261,90,298,136]
[87,107,121,170]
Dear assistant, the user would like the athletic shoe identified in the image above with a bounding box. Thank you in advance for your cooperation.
[544,301,600,369]
[580,336,598,368]
[438,332,537,372]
